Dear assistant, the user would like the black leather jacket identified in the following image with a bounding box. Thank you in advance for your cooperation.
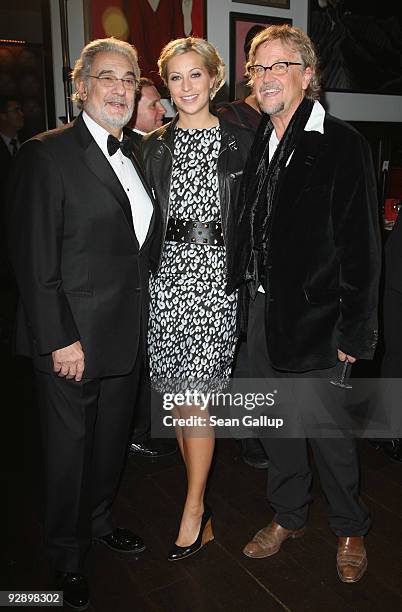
[140,115,254,290]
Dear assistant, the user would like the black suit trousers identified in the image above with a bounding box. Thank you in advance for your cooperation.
[130,367,166,444]
[247,293,371,536]
[35,351,145,572]
[131,373,151,443]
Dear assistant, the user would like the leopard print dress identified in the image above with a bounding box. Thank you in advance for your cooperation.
[148,126,238,393]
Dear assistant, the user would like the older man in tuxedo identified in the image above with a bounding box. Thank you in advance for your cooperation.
[7,38,160,609]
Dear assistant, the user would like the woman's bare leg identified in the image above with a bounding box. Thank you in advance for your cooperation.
[171,405,185,459]
[175,409,215,546]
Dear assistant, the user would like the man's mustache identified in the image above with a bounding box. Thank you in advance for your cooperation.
[259,83,282,94]
[104,97,128,106]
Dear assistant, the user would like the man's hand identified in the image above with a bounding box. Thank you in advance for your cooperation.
[337,349,356,364]
[52,341,85,381]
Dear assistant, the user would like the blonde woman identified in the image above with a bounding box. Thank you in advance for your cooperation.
[142,37,253,561]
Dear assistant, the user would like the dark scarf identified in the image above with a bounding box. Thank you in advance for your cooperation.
[250,97,314,286]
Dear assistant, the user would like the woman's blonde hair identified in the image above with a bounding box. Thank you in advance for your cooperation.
[158,37,225,99]
[246,24,321,100]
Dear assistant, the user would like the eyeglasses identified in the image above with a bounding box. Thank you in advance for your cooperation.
[248,61,303,78]
[88,75,137,90]
[7,106,23,114]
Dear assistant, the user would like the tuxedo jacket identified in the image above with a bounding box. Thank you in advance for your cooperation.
[7,113,160,378]
[229,113,382,372]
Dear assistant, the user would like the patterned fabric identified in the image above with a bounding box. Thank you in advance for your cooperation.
[148,126,238,393]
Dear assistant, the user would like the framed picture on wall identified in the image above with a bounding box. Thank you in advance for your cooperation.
[308,0,402,94]
[229,12,291,101]
[232,0,290,7]
[83,0,206,88]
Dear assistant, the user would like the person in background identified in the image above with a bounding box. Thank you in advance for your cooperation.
[131,77,166,133]
[7,38,159,610]
[217,85,261,133]
[0,97,25,348]
[129,77,166,155]
[0,97,24,278]
[217,24,264,133]
[141,37,254,561]
[127,76,177,460]
[229,24,380,583]
[0,96,24,176]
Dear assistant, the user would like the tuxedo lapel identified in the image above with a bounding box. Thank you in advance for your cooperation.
[129,146,155,202]
[141,198,156,250]
[74,115,138,243]
[131,149,156,248]
[84,140,137,233]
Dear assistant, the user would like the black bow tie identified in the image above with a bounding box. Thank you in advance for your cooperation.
[107,134,132,157]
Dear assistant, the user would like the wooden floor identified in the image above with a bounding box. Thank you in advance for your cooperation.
[2,350,402,612]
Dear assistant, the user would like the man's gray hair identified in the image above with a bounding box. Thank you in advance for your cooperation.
[71,37,140,108]
[246,25,321,100]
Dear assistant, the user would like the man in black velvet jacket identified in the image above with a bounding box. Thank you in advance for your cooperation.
[7,38,159,609]
[228,25,381,583]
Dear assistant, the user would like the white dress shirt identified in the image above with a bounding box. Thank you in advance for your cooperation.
[268,99,325,164]
[83,111,153,247]
[259,100,326,293]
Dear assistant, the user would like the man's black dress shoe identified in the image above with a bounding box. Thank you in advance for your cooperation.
[129,439,177,458]
[55,572,88,611]
[241,438,269,469]
[93,527,146,553]
[168,505,214,561]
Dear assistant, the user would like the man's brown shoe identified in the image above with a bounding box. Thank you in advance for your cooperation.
[243,521,306,558]
[337,536,367,583]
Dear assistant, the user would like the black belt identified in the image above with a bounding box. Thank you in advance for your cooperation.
[165,218,224,246]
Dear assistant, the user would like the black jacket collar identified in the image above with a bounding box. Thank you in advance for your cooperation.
[151,113,254,154]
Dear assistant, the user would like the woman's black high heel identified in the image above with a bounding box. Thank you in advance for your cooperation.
[167,505,214,561]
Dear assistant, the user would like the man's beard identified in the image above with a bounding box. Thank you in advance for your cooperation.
[100,104,133,128]
[263,101,285,116]
[86,98,134,130]
[258,83,284,116]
